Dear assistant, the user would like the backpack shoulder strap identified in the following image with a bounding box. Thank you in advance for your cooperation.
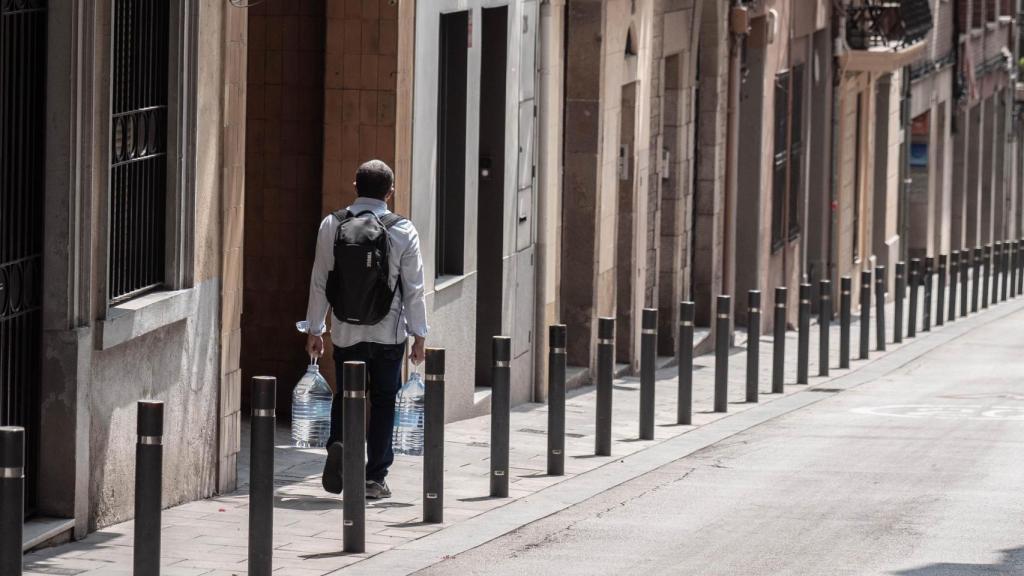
[380,212,405,229]
[332,209,351,222]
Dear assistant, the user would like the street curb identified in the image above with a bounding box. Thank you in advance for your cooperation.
[337,298,1024,576]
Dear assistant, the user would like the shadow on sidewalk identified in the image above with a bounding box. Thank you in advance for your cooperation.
[891,545,1024,575]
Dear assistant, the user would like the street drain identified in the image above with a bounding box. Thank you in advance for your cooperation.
[809,388,843,393]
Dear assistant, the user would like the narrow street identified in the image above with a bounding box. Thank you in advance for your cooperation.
[419,306,1024,575]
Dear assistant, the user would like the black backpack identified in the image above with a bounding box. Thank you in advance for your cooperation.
[325,209,404,325]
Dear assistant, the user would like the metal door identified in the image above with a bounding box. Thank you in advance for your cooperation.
[0,0,47,516]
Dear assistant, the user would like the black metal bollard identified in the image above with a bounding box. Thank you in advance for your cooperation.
[1018,239,1023,295]
[818,280,831,377]
[875,266,887,351]
[1013,241,1020,297]
[1009,242,1017,299]
[343,361,366,553]
[134,400,164,575]
[923,257,934,332]
[0,427,24,576]
[971,247,981,313]
[639,309,657,440]
[982,244,992,309]
[424,348,446,521]
[491,337,512,497]
[908,259,920,338]
[999,237,1007,301]
[960,250,970,318]
[772,288,787,394]
[936,255,947,326]
[249,377,276,576]
[860,270,871,360]
[746,291,761,403]
[547,327,566,476]
[992,242,1001,305]
[596,318,614,456]
[840,277,852,369]
[714,296,731,411]
[949,251,959,323]
[894,262,905,343]
[797,284,810,384]
[678,302,694,425]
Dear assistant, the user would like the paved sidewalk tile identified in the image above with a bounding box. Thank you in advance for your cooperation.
[24,279,1001,576]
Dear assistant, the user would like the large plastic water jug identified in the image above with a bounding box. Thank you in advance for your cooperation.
[292,361,333,448]
[393,371,425,456]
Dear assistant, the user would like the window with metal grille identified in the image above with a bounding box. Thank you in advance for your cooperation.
[109,0,170,303]
[771,70,789,252]
[770,66,805,252]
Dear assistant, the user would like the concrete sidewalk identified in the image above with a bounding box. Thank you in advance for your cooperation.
[22,281,1014,575]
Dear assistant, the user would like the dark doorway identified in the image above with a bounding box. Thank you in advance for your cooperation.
[615,82,637,364]
[436,10,470,277]
[0,0,47,517]
[474,6,508,387]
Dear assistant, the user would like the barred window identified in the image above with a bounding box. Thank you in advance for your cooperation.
[109,0,171,303]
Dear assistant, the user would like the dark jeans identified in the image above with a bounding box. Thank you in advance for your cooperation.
[328,341,405,483]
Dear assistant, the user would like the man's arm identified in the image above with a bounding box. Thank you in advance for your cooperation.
[400,226,428,364]
[305,215,335,358]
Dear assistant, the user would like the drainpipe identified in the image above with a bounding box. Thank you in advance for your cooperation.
[724,3,746,332]
[830,4,848,285]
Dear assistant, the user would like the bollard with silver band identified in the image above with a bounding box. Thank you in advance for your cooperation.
[936,255,947,326]
[982,244,992,309]
[991,242,1000,305]
[1009,242,1017,299]
[639,309,657,440]
[714,296,731,411]
[860,270,871,360]
[960,250,970,318]
[746,291,761,403]
[874,266,886,351]
[249,377,276,575]
[971,247,981,313]
[678,302,695,425]
[948,251,958,322]
[424,348,446,522]
[818,280,831,377]
[839,277,852,369]
[547,327,567,476]
[343,362,366,553]
[999,237,1007,301]
[134,400,164,575]
[797,284,811,384]
[894,262,905,343]
[0,427,24,576]
[908,259,920,338]
[772,287,788,393]
[923,257,934,332]
[491,337,512,497]
[596,318,615,456]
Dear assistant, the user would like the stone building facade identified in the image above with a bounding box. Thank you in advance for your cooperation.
[0,0,247,538]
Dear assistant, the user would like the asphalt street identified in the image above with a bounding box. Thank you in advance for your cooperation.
[418,306,1024,576]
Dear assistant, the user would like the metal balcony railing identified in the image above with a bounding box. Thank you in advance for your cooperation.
[846,0,933,50]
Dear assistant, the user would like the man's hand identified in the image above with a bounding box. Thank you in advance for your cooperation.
[410,336,426,365]
[306,334,324,359]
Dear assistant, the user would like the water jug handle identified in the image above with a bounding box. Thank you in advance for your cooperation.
[310,355,319,367]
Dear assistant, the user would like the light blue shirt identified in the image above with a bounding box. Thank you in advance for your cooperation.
[305,197,429,348]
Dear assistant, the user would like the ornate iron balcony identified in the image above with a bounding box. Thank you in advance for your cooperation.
[846,0,933,51]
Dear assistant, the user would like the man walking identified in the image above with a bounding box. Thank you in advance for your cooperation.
[305,159,427,499]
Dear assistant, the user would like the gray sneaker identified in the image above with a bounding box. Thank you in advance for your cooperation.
[365,479,391,500]
[322,442,344,494]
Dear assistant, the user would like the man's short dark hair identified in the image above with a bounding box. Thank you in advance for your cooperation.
[355,160,394,200]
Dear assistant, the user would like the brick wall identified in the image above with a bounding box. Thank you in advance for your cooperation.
[242,0,326,412]
[322,0,399,214]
